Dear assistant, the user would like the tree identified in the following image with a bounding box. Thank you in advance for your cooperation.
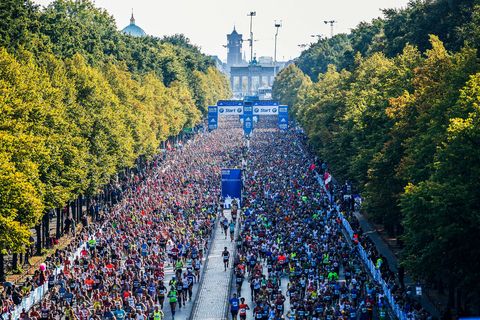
[272,64,312,116]
[401,72,480,309]
[296,34,353,81]
[0,0,39,51]
[0,0,231,262]
[65,54,135,195]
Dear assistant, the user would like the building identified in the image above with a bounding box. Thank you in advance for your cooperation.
[121,13,146,37]
[210,55,228,74]
[226,27,245,67]
[224,27,289,98]
[230,59,275,98]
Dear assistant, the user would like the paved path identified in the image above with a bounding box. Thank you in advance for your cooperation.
[191,210,236,320]
[229,264,291,320]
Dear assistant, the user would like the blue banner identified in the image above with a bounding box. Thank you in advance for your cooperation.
[217,100,243,106]
[218,106,243,116]
[252,100,279,106]
[243,102,253,136]
[221,168,242,203]
[208,106,218,131]
[278,105,289,130]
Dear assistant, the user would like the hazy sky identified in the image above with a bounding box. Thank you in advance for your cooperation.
[34,0,409,62]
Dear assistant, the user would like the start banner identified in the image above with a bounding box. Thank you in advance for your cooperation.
[218,105,243,116]
[253,105,279,115]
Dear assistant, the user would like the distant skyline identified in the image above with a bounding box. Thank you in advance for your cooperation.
[34,0,410,62]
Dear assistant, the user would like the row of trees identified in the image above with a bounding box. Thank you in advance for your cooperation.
[273,0,480,315]
[0,0,231,280]
[295,0,479,82]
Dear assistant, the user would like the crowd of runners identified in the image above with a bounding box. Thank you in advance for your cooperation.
[1,115,433,320]
[6,125,243,320]
[229,126,383,320]
[228,120,431,320]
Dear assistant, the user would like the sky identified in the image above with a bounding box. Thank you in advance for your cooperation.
[34,0,410,62]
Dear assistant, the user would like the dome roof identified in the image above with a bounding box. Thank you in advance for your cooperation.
[121,13,146,37]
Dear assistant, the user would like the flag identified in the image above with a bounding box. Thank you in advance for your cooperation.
[324,172,332,186]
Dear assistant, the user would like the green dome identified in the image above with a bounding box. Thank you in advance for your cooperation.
[121,13,146,37]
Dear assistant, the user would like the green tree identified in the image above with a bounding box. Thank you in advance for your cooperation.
[296,34,353,81]
[272,64,312,115]
[401,72,480,308]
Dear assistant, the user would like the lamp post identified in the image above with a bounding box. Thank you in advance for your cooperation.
[274,21,282,78]
[324,20,336,38]
[247,11,256,63]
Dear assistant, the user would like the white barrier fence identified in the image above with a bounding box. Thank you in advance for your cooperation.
[2,241,88,320]
[338,212,408,320]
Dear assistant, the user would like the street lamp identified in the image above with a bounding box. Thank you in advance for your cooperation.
[274,20,282,78]
[324,20,336,38]
[247,11,256,63]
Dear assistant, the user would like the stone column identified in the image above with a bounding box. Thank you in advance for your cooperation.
[247,75,252,96]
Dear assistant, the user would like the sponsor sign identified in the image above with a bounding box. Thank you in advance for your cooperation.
[243,102,253,136]
[218,106,243,116]
[217,100,243,106]
[252,100,279,106]
[253,106,279,115]
[208,106,218,131]
[278,105,289,130]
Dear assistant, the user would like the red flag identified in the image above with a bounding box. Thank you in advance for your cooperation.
[324,172,332,188]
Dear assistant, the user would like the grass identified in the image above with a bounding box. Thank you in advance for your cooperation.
[5,223,83,284]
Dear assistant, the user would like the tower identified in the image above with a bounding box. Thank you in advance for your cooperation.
[227,27,243,66]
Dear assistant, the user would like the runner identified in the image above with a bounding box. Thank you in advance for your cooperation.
[238,297,250,320]
[229,293,240,320]
[151,305,164,320]
[167,288,177,319]
[222,216,229,239]
[222,247,231,271]
[229,220,236,241]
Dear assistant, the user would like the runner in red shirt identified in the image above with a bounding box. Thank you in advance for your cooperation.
[238,297,250,320]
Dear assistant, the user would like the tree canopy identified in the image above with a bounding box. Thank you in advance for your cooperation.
[0,0,230,255]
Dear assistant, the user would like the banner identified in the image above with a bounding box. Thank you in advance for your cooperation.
[252,100,279,106]
[217,100,243,106]
[243,102,253,136]
[221,168,242,204]
[218,106,243,116]
[208,106,218,131]
[253,105,279,115]
[278,105,289,130]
